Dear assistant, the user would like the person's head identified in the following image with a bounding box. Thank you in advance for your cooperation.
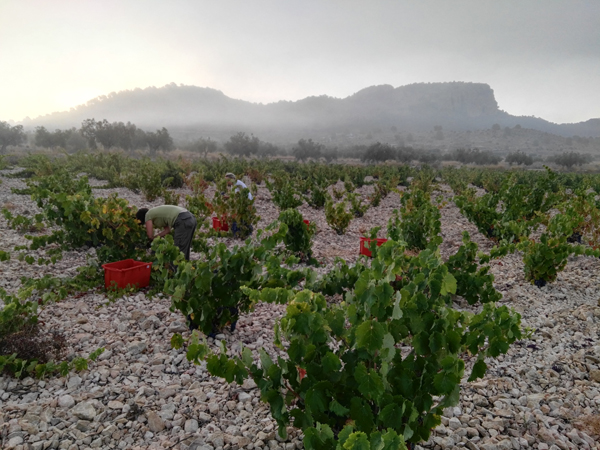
[135,208,149,224]
[225,172,236,186]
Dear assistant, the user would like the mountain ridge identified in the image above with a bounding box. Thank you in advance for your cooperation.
[22,82,600,141]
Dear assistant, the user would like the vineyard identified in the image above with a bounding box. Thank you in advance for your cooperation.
[0,153,599,450]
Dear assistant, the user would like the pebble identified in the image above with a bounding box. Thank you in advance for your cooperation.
[185,418,199,433]
[57,395,75,408]
[147,411,166,433]
[71,402,96,420]
[239,392,252,403]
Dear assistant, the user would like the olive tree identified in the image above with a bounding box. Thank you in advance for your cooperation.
[0,121,26,153]
[225,132,259,157]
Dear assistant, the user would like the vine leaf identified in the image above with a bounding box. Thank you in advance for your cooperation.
[468,359,487,382]
[441,272,457,296]
[356,320,385,352]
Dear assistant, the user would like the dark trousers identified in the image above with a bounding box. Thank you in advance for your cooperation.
[173,211,197,260]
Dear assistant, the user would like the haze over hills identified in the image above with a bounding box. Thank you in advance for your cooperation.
[22,82,600,146]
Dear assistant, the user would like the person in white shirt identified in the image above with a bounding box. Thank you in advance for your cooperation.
[224,173,254,238]
[225,172,253,200]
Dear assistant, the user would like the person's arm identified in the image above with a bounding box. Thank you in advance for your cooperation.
[145,220,171,240]
[145,221,154,240]
[158,226,171,238]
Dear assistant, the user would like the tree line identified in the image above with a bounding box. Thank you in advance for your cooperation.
[0,120,173,154]
[45,119,173,154]
[0,120,596,168]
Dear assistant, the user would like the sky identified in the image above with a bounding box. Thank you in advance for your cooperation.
[1,0,599,124]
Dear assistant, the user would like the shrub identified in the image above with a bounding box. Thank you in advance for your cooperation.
[347,193,369,218]
[505,151,533,166]
[163,189,181,206]
[454,192,501,240]
[22,172,147,264]
[325,198,353,235]
[518,213,596,286]
[279,209,316,260]
[267,178,304,210]
[163,226,305,335]
[446,232,502,305]
[126,158,165,201]
[549,151,592,168]
[225,132,259,157]
[369,181,390,207]
[344,178,355,193]
[306,184,327,209]
[1,209,45,233]
[410,166,437,195]
[185,192,213,222]
[447,148,501,165]
[293,139,323,161]
[160,160,184,188]
[246,167,264,184]
[332,186,345,200]
[0,324,67,365]
[390,189,441,251]
[361,142,396,163]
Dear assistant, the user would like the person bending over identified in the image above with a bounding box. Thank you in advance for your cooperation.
[135,205,197,260]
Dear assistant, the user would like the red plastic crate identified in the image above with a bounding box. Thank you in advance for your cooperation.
[359,237,388,257]
[102,259,152,290]
[212,216,229,232]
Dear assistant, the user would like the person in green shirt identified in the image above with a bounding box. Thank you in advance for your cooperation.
[135,205,197,260]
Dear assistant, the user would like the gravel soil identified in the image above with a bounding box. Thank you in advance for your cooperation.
[1,170,599,450]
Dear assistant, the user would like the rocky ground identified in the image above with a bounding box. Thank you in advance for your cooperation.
[0,169,599,450]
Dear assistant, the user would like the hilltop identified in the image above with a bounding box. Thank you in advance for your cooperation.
[21,82,600,151]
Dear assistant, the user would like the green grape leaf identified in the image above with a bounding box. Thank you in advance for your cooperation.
[392,290,404,320]
[356,320,385,352]
[379,403,404,429]
[259,348,274,370]
[322,352,342,373]
[381,333,396,362]
[381,429,405,450]
[433,371,459,394]
[355,363,384,400]
[241,347,253,367]
[413,332,430,355]
[350,397,375,432]
[305,382,329,416]
[73,357,88,371]
[429,331,445,353]
[171,333,184,349]
[468,359,487,382]
[338,425,355,447]
[369,431,383,450]
[343,431,370,450]
[441,272,457,296]
[187,343,209,365]
[304,423,334,450]
[329,399,350,416]
[88,348,105,361]
[437,383,460,410]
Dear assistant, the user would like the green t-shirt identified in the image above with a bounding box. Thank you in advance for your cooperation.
[145,205,187,229]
